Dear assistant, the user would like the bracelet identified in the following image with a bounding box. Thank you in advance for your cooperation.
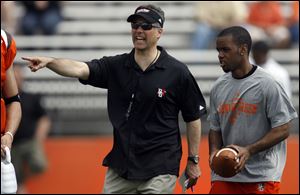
[4,131,14,140]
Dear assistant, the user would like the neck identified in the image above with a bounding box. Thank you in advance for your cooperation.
[232,60,253,79]
[135,47,159,71]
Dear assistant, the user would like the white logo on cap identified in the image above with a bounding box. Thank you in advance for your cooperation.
[158,19,162,23]
[136,8,150,13]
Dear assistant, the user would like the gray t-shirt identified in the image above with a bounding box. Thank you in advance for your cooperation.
[208,66,298,182]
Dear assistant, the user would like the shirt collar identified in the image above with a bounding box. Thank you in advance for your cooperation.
[125,46,167,70]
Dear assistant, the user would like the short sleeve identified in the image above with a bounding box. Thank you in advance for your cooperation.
[179,71,207,122]
[5,35,17,70]
[79,58,109,89]
[207,86,221,131]
[264,80,298,128]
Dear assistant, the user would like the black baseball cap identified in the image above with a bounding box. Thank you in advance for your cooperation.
[127,5,165,27]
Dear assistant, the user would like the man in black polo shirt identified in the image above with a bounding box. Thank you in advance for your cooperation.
[22,4,207,194]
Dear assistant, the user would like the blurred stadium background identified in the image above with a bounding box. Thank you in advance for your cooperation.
[2,1,299,194]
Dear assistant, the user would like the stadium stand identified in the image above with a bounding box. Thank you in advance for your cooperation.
[13,1,299,135]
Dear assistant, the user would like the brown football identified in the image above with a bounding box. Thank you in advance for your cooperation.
[211,147,239,178]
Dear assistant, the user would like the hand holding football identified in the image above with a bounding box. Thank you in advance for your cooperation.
[211,147,239,178]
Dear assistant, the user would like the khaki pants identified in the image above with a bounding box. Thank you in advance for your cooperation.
[103,168,177,194]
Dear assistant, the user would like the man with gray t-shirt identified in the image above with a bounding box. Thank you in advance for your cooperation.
[208,26,298,194]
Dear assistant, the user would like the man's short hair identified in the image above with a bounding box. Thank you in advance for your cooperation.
[218,26,252,55]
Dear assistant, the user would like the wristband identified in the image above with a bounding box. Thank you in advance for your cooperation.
[4,131,14,140]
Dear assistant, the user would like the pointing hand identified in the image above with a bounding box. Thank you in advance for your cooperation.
[22,56,52,72]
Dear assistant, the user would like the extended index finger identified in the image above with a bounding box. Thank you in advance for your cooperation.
[21,56,35,62]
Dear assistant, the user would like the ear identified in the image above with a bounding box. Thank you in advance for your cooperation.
[239,44,248,56]
[157,28,163,39]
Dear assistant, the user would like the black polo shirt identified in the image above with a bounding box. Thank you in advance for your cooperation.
[79,46,206,180]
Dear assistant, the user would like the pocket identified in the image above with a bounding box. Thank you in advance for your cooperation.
[148,174,177,193]
[155,95,178,120]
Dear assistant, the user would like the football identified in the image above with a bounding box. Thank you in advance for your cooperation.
[211,147,239,178]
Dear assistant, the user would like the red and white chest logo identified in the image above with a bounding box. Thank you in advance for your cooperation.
[157,88,166,98]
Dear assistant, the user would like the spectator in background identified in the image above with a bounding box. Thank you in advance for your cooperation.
[245,1,290,49]
[251,41,292,99]
[11,64,51,194]
[191,1,247,49]
[286,1,299,48]
[20,1,62,35]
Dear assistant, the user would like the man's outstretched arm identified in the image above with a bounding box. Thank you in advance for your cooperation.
[22,56,90,80]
